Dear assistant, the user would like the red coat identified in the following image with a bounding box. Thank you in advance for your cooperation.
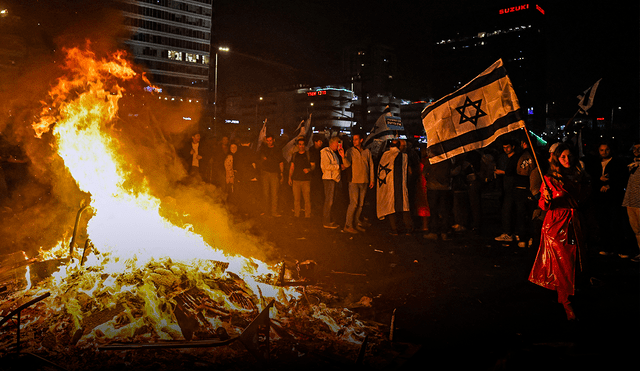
[415,159,430,217]
[528,175,585,296]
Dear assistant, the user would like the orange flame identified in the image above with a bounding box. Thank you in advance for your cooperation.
[29,46,305,342]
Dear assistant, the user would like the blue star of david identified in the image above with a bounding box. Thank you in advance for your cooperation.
[455,96,486,127]
[377,162,391,187]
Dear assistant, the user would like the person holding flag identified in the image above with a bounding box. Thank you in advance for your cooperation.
[529,143,589,321]
[255,118,267,152]
[259,133,284,217]
[282,114,312,163]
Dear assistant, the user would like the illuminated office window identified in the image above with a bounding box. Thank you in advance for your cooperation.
[168,50,182,61]
[185,53,197,62]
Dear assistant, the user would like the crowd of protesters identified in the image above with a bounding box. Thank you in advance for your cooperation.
[181,129,640,266]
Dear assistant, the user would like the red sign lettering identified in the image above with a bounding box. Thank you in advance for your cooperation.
[499,4,530,15]
[307,90,326,97]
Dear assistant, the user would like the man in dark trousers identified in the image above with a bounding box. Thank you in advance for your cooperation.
[259,134,284,217]
[494,139,521,242]
[308,134,325,217]
[587,142,628,256]
[288,137,315,218]
[233,135,259,216]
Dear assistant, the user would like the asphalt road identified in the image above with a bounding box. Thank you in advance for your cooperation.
[247,189,639,370]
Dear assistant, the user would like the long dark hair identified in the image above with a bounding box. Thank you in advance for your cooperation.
[549,143,583,181]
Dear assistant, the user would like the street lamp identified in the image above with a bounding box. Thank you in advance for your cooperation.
[214,46,230,135]
[611,106,621,129]
[256,97,263,128]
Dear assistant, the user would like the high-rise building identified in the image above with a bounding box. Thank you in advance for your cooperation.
[118,0,213,100]
[0,7,50,94]
[431,2,546,130]
[0,8,25,93]
[343,44,401,131]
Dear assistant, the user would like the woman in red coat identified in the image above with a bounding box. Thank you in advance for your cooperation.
[529,143,588,320]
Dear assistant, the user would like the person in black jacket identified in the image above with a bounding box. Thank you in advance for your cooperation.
[586,142,628,256]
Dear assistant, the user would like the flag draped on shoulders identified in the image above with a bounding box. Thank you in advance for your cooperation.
[282,114,312,163]
[376,147,409,219]
[422,59,525,164]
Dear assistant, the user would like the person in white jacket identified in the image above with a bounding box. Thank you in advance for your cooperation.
[320,136,346,228]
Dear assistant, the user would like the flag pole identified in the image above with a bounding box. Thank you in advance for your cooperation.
[565,109,581,128]
[522,127,549,192]
[562,108,581,138]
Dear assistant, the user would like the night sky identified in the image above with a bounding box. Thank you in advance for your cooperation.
[3,0,639,131]
[214,0,638,123]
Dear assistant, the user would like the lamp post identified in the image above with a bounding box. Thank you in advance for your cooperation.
[255,96,263,129]
[213,46,229,136]
[610,106,621,130]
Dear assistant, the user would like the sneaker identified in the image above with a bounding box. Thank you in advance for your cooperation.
[631,254,640,263]
[495,233,514,242]
[517,241,526,248]
[452,224,467,233]
[358,220,372,228]
[424,232,438,240]
[599,251,613,256]
[344,226,359,234]
[618,253,630,259]
[389,230,399,236]
[323,222,339,229]
[355,225,367,232]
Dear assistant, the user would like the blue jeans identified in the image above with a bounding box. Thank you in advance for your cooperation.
[346,183,367,228]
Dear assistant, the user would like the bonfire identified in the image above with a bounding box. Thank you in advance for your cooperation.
[0,46,388,370]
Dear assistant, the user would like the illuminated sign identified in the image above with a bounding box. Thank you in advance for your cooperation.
[307,90,327,97]
[499,4,544,15]
[225,119,240,124]
[144,86,162,93]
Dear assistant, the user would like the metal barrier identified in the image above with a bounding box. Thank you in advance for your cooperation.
[0,291,68,370]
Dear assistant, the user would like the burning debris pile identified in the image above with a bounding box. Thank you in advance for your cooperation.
[0,46,391,370]
[1,251,385,370]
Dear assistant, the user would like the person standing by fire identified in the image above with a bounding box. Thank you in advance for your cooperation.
[529,143,590,321]
[259,134,285,217]
[182,132,203,181]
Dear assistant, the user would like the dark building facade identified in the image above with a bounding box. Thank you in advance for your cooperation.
[118,0,213,100]
[343,44,401,131]
[431,2,546,130]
